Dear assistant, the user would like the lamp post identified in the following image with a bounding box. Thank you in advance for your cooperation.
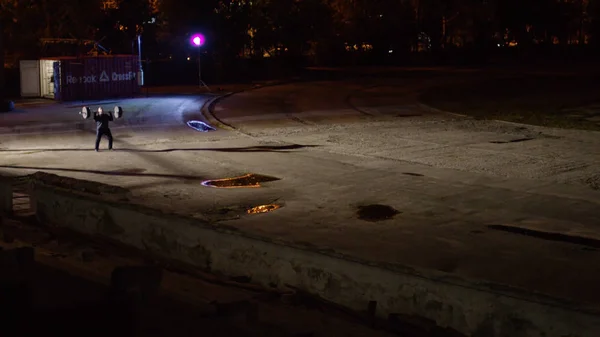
[137,34,144,86]
[190,33,210,91]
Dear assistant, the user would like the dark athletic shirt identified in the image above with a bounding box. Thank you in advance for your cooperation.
[94,112,113,130]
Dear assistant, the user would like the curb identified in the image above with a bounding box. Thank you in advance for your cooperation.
[199,79,300,133]
[200,93,239,132]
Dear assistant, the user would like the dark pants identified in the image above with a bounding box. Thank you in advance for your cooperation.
[95,128,113,150]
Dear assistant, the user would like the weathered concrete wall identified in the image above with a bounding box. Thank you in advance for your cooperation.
[0,178,13,215]
[30,183,600,337]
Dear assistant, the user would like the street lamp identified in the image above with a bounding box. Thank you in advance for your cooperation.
[190,33,210,91]
[137,34,144,86]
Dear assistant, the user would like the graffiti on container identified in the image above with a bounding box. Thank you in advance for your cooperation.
[65,71,137,85]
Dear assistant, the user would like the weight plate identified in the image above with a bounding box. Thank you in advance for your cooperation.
[114,106,123,119]
[81,106,90,120]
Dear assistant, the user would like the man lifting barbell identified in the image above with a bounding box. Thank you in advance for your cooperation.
[94,107,114,152]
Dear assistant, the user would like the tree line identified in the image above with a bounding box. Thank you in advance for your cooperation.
[2,0,600,64]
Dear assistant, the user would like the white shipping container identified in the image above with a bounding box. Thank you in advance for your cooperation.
[19,59,60,99]
[19,60,40,97]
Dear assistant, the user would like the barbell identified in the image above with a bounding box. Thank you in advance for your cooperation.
[79,106,123,120]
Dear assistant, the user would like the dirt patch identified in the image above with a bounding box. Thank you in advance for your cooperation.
[420,74,600,130]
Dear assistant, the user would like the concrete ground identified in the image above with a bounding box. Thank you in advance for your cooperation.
[1,70,599,313]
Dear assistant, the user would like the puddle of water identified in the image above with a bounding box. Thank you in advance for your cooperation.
[356,204,400,222]
[490,137,535,144]
[202,174,281,188]
[187,120,216,132]
[247,204,281,214]
[110,168,147,174]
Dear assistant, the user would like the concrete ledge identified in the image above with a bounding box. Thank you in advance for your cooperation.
[29,172,130,199]
[18,177,600,337]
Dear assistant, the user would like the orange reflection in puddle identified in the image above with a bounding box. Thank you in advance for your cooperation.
[247,204,281,214]
[201,173,280,188]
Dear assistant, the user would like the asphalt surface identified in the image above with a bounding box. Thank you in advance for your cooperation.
[1,69,599,312]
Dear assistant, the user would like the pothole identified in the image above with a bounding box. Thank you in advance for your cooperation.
[402,172,424,177]
[356,204,400,222]
[247,204,282,214]
[187,120,216,132]
[489,137,535,144]
[201,174,281,188]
